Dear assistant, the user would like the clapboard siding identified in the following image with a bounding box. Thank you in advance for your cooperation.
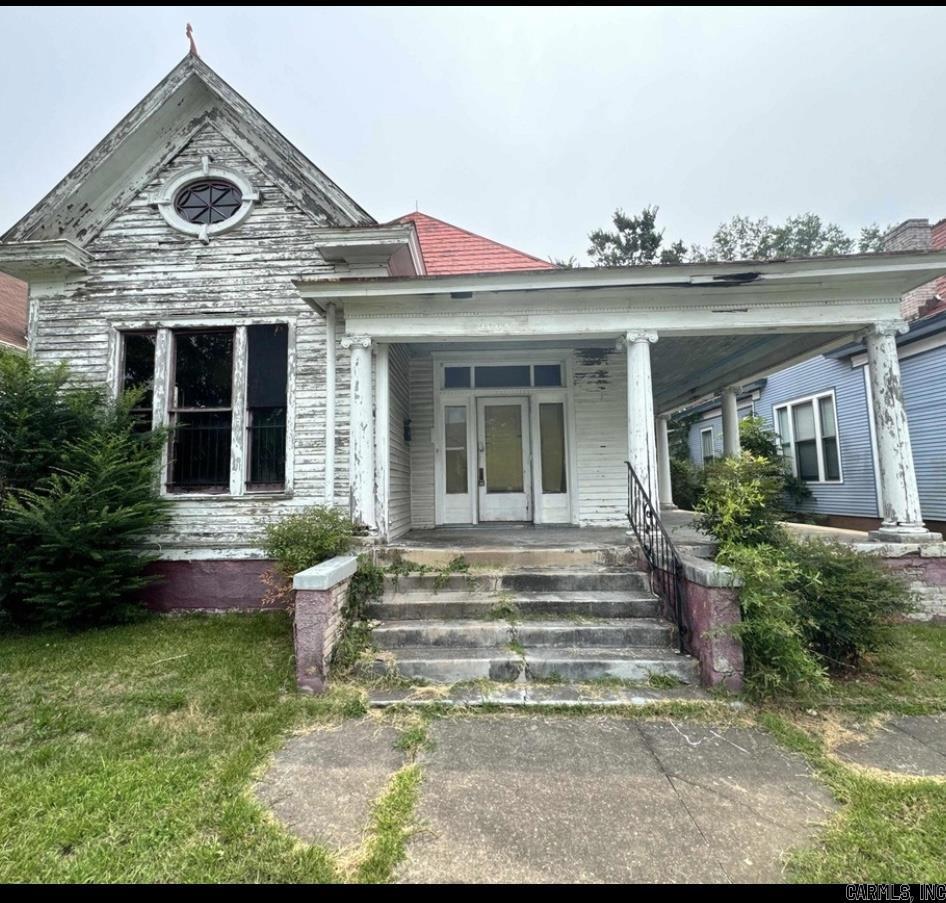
[573,347,628,525]
[31,125,350,556]
[901,344,946,520]
[388,344,412,539]
[409,354,436,528]
[689,355,880,518]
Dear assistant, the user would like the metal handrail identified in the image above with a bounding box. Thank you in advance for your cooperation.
[625,461,687,653]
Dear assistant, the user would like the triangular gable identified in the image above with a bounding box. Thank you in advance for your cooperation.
[394,211,555,275]
[2,54,374,246]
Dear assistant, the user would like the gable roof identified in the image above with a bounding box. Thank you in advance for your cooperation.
[0,273,28,350]
[393,211,555,275]
[2,54,374,247]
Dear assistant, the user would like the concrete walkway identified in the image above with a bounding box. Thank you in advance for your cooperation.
[258,715,836,883]
[835,714,946,777]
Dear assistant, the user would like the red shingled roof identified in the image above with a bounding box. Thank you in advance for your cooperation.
[0,272,27,350]
[394,211,555,275]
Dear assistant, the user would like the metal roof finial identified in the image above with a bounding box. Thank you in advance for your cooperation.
[186,23,200,58]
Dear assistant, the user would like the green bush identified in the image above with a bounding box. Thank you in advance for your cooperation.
[740,415,812,508]
[719,542,828,698]
[0,352,168,629]
[786,539,915,673]
[695,453,785,547]
[332,553,384,674]
[670,457,704,510]
[264,505,354,579]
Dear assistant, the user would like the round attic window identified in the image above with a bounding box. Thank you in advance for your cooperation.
[174,179,243,225]
[155,158,259,243]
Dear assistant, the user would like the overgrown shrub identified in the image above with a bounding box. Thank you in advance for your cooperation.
[670,457,704,510]
[332,553,384,673]
[739,415,812,508]
[263,505,354,579]
[719,543,828,698]
[695,453,785,547]
[786,539,915,672]
[0,352,168,629]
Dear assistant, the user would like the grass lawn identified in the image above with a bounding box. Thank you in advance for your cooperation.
[1,614,944,883]
[0,614,410,883]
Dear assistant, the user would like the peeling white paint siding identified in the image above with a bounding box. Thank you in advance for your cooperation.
[29,127,352,556]
[409,354,436,528]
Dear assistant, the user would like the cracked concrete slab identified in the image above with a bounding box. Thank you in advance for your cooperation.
[400,715,834,883]
[254,719,404,849]
[836,715,946,777]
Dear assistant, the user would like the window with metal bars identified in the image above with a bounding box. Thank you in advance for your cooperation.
[245,324,288,490]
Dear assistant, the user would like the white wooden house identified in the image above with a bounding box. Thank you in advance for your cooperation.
[2,53,945,608]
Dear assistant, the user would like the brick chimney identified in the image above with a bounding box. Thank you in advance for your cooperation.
[883,218,943,320]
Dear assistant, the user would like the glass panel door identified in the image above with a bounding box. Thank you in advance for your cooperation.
[476,397,531,521]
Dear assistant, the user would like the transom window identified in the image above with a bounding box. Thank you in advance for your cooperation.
[774,393,841,483]
[174,179,243,225]
[443,363,563,389]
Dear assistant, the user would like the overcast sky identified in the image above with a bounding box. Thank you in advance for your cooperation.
[2,6,944,260]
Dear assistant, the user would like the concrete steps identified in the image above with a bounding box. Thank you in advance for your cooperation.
[366,646,698,684]
[364,544,700,688]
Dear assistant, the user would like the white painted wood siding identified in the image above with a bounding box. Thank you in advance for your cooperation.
[409,354,436,528]
[30,125,350,557]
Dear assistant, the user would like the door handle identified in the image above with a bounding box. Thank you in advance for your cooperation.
[478,467,485,487]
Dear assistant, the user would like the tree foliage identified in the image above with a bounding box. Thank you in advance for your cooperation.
[0,351,168,628]
[588,206,686,266]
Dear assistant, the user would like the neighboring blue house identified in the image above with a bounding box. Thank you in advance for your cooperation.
[687,217,946,535]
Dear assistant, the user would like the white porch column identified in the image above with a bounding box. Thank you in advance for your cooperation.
[374,342,390,541]
[341,334,375,530]
[324,302,337,505]
[625,331,660,506]
[865,322,941,543]
[721,385,741,457]
[655,414,675,509]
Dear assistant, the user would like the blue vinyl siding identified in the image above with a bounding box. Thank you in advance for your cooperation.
[900,344,946,520]
[689,356,880,518]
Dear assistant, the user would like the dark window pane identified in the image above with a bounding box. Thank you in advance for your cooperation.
[539,403,567,493]
[247,407,286,486]
[174,179,243,225]
[122,332,156,423]
[174,331,233,408]
[170,410,231,489]
[822,437,840,480]
[247,324,288,408]
[534,364,562,387]
[475,365,531,388]
[444,366,471,389]
[795,439,819,481]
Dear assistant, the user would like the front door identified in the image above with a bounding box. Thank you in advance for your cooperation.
[476,397,532,521]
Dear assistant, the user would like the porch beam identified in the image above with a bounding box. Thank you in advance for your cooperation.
[341,334,375,530]
[625,331,660,507]
[864,322,941,543]
[721,386,741,457]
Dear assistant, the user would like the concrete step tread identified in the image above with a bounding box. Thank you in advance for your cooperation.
[373,617,669,630]
[375,646,687,662]
[378,591,657,604]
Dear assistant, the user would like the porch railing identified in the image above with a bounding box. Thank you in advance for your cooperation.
[625,461,687,653]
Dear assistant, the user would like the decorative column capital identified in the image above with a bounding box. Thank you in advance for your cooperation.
[722,384,743,396]
[655,412,672,423]
[863,320,908,340]
[340,334,372,350]
[620,330,658,348]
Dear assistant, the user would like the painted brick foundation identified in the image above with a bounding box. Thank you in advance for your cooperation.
[293,579,351,692]
[140,559,274,612]
[855,542,946,622]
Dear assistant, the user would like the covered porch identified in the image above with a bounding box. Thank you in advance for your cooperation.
[297,251,946,545]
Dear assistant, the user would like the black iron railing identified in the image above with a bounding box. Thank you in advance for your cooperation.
[626,461,687,653]
[247,414,287,487]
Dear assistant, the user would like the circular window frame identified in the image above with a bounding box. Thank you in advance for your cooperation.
[156,160,259,242]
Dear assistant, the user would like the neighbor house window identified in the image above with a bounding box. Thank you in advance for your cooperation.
[120,331,157,430]
[773,392,842,483]
[700,427,715,466]
[169,329,234,492]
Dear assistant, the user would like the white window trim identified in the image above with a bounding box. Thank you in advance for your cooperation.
[153,157,259,244]
[431,350,578,525]
[700,427,715,464]
[772,389,843,484]
[109,317,296,500]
